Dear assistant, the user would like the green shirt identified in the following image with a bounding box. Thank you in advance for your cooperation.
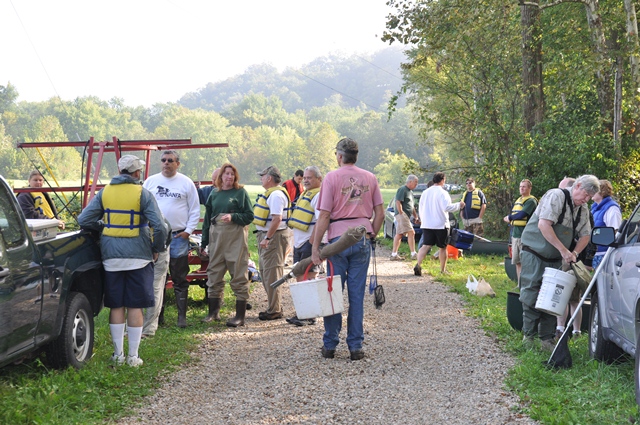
[201,187,254,247]
[394,185,414,217]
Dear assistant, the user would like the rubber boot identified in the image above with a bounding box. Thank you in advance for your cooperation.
[202,298,221,323]
[226,300,247,327]
[175,287,188,328]
[158,287,167,325]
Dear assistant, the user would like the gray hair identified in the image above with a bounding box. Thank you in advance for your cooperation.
[406,174,418,184]
[161,150,180,162]
[575,175,600,196]
[304,166,323,179]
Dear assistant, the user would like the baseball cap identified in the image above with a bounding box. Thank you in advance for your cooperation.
[335,138,359,154]
[118,155,145,173]
[257,165,281,180]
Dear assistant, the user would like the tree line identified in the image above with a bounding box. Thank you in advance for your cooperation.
[383,0,640,237]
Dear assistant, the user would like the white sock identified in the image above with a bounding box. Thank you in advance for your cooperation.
[110,323,125,356]
[411,251,417,256]
[556,326,565,332]
[391,252,397,256]
[127,326,142,358]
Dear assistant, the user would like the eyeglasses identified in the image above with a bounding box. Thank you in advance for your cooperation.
[160,158,175,163]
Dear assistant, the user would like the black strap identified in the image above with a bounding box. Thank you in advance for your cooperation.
[556,189,581,241]
[522,245,562,263]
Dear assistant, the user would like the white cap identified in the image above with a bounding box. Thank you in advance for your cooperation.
[118,155,145,173]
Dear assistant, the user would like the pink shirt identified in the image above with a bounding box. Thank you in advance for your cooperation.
[317,164,383,240]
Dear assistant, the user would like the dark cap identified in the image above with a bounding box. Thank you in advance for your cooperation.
[257,165,281,180]
[336,138,359,154]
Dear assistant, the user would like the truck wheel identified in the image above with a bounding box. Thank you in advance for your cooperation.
[46,292,94,369]
[588,296,623,363]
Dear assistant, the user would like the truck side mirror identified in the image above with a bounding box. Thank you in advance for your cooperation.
[591,227,615,246]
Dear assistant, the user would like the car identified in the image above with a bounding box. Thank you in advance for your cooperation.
[588,202,640,405]
[383,188,458,241]
[1,176,104,369]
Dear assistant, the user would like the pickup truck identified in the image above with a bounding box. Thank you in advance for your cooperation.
[588,201,640,405]
[0,175,103,369]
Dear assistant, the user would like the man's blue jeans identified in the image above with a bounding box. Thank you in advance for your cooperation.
[323,236,371,351]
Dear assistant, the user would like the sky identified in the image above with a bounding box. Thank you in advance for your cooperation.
[2,0,396,107]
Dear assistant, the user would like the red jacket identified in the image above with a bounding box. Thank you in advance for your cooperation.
[283,179,303,204]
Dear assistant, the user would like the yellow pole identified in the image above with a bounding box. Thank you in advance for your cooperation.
[35,147,69,203]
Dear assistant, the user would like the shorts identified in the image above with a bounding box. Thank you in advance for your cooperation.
[511,237,523,264]
[395,213,414,235]
[104,263,155,308]
[294,241,318,273]
[420,228,449,249]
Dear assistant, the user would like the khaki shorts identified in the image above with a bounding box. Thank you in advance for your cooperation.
[511,237,523,264]
[396,213,414,235]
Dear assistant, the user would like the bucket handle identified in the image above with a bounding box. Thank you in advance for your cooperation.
[303,260,335,292]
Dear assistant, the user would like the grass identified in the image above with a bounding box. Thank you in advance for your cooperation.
[1,225,638,424]
[384,236,639,424]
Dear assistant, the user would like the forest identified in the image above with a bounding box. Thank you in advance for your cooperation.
[0,46,428,191]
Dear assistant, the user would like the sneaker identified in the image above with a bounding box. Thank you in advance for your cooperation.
[554,329,564,341]
[350,349,365,361]
[572,330,582,338]
[390,255,404,261]
[110,352,125,366]
[126,355,144,367]
[540,339,556,352]
[413,264,422,276]
[321,347,335,359]
[258,311,283,321]
[410,253,417,260]
[440,270,452,275]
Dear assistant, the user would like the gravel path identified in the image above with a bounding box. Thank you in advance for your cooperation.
[120,246,536,425]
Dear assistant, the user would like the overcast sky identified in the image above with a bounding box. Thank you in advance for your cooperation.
[2,0,396,107]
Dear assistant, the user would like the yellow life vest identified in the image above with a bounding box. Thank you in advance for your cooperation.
[288,187,320,231]
[102,184,144,237]
[253,186,290,227]
[30,192,54,218]
[469,189,482,210]
[510,195,537,227]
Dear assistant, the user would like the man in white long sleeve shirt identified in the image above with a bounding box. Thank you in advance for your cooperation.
[414,172,464,276]
[143,150,201,328]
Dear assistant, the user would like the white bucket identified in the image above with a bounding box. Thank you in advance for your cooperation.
[289,275,344,320]
[535,267,577,316]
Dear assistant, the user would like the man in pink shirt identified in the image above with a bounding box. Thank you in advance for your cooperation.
[312,138,384,361]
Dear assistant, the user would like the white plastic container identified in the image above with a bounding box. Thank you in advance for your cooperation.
[289,275,344,320]
[535,267,577,316]
[26,219,58,242]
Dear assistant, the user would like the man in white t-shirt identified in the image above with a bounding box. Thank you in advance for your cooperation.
[414,172,464,276]
[253,165,291,321]
[143,150,200,329]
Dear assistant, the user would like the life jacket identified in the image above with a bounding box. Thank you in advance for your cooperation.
[102,184,145,237]
[510,195,537,227]
[288,187,320,231]
[591,196,620,253]
[30,192,55,218]
[468,189,482,210]
[253,186,291,227]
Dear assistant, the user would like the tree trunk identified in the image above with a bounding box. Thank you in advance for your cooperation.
[624,0,639,140]
[584,0,613,124]
[520,0,545,133]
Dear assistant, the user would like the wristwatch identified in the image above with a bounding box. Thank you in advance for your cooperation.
[265,236,271,241]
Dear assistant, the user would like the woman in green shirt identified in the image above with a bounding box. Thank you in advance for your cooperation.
[200,163,254,327]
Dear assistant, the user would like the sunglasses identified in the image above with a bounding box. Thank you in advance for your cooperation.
[160,158,175,163]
